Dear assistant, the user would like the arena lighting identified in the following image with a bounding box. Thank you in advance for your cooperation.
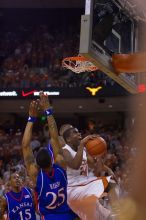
[0,91,18,96]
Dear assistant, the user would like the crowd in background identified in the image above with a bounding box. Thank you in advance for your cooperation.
[0,118,136,198]
[0,9,135,200]
[0,9,115,89]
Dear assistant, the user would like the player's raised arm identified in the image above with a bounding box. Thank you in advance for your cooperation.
[22,100,39,184]
[39,92,60,161]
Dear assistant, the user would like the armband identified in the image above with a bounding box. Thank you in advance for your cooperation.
[28,116,37,123]
[44,108,53,116]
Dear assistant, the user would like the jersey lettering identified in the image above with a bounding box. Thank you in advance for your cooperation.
[19,209,31,220]
[46,187,65,209]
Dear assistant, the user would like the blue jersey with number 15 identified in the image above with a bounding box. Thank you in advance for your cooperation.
[35,164,74,218]
[5,187,36,220]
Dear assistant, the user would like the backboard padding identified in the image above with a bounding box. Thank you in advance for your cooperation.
[79,0,139,94]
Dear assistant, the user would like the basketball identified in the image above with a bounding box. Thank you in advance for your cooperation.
[85,136,107,157]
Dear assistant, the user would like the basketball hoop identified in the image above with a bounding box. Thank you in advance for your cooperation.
[62,56,98,74]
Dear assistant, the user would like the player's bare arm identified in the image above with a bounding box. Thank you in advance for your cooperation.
[87,151,104,173]
[63,145,84,170]
[63,135,95,170]
[39,92,60,161]
[103,165,118,183]
[89,154,116,179]
[0,196,7,220]
[22,100,39,184]
[92,157,105,177]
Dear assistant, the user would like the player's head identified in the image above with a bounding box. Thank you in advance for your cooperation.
[10,172,21,190]
[63,127,82,147]
[59,124,73,136]
[36,148,52,169]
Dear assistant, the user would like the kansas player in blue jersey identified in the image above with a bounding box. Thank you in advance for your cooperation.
[22,92,78,220]
[44,123,66,169]
[0,172,36,220]
[46,142,54,164]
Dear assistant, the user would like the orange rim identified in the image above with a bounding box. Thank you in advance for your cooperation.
[62,56,98,73]
[63,56,89,62]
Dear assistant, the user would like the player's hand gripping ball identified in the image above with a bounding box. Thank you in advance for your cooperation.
[85,136,107,157]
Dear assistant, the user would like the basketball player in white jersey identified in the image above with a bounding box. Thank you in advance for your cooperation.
[62,126,112,220]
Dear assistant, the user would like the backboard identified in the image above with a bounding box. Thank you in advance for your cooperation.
[79,0,142,94]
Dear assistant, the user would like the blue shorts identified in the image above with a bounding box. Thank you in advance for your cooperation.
[41,212,77,220]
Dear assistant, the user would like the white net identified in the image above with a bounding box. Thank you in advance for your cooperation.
[62,57,98,74]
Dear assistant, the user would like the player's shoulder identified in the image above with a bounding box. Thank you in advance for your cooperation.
[23,187,32,194]
[22,187,35,201]
[4,190,11,197]
[53,163,67,176]
[53,163,65,171]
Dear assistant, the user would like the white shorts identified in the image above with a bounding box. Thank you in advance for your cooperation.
[67,177,111,220]
[68,176,111,200]
[68,179,104,200]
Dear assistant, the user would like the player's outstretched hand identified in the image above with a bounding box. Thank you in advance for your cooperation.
[39,91,51,111]
[29,100,39,117]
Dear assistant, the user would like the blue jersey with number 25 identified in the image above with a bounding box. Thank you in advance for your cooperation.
[35,164,76,220]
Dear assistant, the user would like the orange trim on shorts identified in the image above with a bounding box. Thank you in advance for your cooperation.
[68,177,109,190]
[68,178,98,187]
[98,177,109,190]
